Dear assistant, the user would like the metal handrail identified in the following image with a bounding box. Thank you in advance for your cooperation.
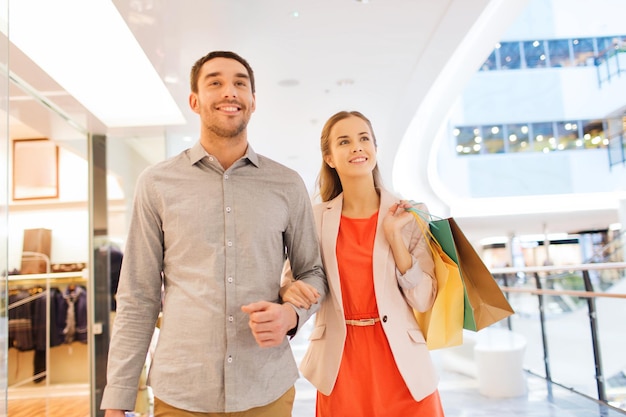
[491,261,626,407]
[491,261,626,275]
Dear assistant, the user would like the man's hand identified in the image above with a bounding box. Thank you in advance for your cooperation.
[241,301,297,347]
[280,281,320,309]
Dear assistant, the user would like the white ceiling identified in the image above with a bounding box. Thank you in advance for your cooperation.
[6,0,624,245]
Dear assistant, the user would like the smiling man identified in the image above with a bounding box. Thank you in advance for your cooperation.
[101,51,327,417]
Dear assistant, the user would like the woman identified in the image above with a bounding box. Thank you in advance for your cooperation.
[281,110,445,416]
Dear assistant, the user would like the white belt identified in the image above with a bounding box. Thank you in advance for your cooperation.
[345,318,380,326]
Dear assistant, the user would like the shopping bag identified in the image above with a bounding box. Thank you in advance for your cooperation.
[410,211,464,350]
[428,217,514,331]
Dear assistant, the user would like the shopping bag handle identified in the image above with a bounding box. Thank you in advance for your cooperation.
[404,201,444,230]
[406,205,443,257]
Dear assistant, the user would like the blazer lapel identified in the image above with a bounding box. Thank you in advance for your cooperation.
[320,196,344,314]
[372,190,397,301]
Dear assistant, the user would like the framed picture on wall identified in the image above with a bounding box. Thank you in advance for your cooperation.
[12,138,59,200]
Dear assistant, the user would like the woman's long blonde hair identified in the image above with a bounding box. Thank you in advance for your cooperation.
[316,111,384,202]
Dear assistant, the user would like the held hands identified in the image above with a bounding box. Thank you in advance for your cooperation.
[280,280,320,309]
[241,301,297,347]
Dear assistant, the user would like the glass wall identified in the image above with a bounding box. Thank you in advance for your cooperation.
[2,38,90,416]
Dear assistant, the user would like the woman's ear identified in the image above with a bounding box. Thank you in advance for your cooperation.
[324,155,335,169]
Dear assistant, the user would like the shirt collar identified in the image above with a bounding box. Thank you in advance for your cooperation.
[188,141,260,168]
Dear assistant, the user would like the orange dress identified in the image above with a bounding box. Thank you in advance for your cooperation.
[316,212,444,417]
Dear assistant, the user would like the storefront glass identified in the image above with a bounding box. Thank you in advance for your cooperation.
[3,33,91,416]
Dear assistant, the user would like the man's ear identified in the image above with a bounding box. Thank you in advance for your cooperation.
[189,93,200,114]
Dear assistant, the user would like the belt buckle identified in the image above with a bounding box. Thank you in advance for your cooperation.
[359,318,376,326]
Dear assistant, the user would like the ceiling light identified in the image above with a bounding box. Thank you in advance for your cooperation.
[278,79,300,87]
[336,78,354,86]
[5,0,185,128]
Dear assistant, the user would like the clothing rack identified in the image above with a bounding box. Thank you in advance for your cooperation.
[7,252,88,389]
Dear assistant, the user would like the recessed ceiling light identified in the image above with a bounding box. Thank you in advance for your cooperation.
[336,78,354,86]
[278,79,300,87]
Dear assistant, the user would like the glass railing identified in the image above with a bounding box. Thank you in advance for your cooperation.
[492,262,626,411]
[596,47,626,87]
[608,130,626,168]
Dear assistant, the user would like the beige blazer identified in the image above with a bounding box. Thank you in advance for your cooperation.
[297,189,439,401]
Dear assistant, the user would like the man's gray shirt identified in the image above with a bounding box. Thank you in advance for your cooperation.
[100,142,326,412]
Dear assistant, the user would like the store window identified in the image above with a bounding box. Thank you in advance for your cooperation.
[454,126,483,155]
[481,48,498,71]
[523,40,547,68]
[483,125,505,153]
[499,41,521,70]
[531,122,555,153]
[507,123,531,152]
[572,37,595,66]
[582,119,607,149]
[547,39,572,67]
[555,121,581,150]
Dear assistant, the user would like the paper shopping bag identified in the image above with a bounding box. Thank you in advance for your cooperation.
[410,212,464,350]
[429,218,514,331]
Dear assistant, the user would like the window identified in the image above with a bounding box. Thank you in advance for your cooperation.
[454,120,609,156]
[483,125,505,153]
[547,39,572,67]
[555,121,581,150]
[499,42,521,70]
[523,40,547,68]
[454,126,483,155]
[572,38,595,66]
[507,124,531,152]
[480,49,498,71]
[581,120,607,149]
[531,122,555,153]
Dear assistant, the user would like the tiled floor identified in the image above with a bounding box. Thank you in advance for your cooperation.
[289,322,626,417]
[292,368,626,417]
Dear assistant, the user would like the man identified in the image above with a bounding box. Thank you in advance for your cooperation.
[101,51,326,416]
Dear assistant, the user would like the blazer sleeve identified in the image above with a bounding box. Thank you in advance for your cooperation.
[395,202,437,313]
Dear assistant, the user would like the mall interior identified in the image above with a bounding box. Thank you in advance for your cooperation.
[1,0,626,416]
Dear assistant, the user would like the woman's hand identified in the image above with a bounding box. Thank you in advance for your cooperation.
[280,280,321,309]
[382,200,414,240]
[383,200,415,274]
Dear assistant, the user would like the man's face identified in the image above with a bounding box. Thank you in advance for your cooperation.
[190,57,256,138]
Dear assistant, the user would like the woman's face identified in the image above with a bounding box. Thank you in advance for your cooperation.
[324,116,377,179]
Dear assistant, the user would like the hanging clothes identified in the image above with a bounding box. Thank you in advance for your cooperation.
[61,285,88,344]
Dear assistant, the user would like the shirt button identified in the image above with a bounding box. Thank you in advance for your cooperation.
[208,156,214,162]
[224,174,229,180]
[227,277,233,283]
[227,241,233,247]
[228,315,234,322]
[227,356,233,363]
[226,207,232,213]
